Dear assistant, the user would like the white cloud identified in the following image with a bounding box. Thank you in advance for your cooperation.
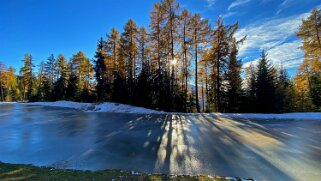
[236,12,310,69]
[267,40,303,69]
[228,0,251,11]
[205,0,216,8]
[276,0,295,15]
[220,12,237,19]
[243,59,259,69]
[242,41,303,69]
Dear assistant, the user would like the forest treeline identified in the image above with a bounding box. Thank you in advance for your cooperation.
[0,0,320,113]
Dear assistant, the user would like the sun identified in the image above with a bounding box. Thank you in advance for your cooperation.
[171,58,177,66]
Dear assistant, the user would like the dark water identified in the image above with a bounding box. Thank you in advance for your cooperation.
[0,104,321,181]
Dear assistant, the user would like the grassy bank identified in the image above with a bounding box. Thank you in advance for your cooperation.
[0,162,233,181]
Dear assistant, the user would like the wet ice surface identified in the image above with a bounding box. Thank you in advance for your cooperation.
[0,104,321,181]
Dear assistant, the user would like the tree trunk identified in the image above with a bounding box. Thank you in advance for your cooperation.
[23,84,26,102]
[205,66,209,104]
[0,84,4,102]
[129,28,133,105]
[170,12,175,111]
[201,76,205,112]
[183,22,188,112]
[216,35,221,112]
[113,40,117,80]
[157,25,162,106]
[195,29,200,113]
[314,13,321,52]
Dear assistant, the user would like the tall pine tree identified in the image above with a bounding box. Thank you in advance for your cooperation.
[255,50,277,113]
[20,54,35,102]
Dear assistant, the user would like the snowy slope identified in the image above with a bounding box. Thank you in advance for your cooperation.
[27,101,162,114]
[93,102,162,114]
[24,101,321,120]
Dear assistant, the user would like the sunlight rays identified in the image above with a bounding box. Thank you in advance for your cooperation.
[154,115,201,175]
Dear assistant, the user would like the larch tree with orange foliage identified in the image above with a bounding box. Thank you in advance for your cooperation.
[295,8,321,111]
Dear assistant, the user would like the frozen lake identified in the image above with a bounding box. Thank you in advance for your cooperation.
[0,103,321,181]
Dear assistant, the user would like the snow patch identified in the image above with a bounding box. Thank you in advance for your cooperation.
[218,113,321,120]
[23,101,321,120]
[27,101,162,114]
[27,101,92,110]
[0,102,17,104]
[93,102,162,114]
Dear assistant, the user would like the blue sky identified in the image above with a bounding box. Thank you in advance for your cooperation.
[0,0,320,76]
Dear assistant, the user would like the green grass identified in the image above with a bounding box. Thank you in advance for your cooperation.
[0,162,230,181]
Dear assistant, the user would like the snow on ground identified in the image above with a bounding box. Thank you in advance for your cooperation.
[93,102,163,114]
[27,101,162,114]
[0,102,17,104]
[216,112,321,120]
[27,101,92,110]
[18,101,321,120]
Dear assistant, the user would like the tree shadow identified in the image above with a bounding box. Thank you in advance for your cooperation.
[69,112,321,181]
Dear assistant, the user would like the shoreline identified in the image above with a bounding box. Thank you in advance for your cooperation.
[1,101,321,120]
[0,162,247,181]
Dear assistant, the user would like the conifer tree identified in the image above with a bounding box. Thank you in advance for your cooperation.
[179,9,192,111]
[106,28,120,99]
[136,26,152,108]
[296,8,321,60]
[45,54,56,86]
[198,60,206,112]
[112,38,128,103]
[295,8,321,111]
[255,50,277,113]
[94,38,108,101]
[276,67,295,112]
[68,51,93,101]
[0,64,20,101]
[310,72,321,110]
[6,67,20,101]
[0,62,7,102]
[36,61,47,101]
[162,0,179,111]
[226,40,243,112]
[56,54,69,80]
[137,27,150,74]
[66,62,78,101]
[121,19,138,104]
[41,54,57,100]
[294,59,314,111]
[81,57,94,102]
[53,54,69,101]
[208,18,239,112]
[20,53,35,101]
[199,49,211,111]
[244,63,257,112]
[107,28,120,77]
[150,2,167,110]
[190,13,211,112]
